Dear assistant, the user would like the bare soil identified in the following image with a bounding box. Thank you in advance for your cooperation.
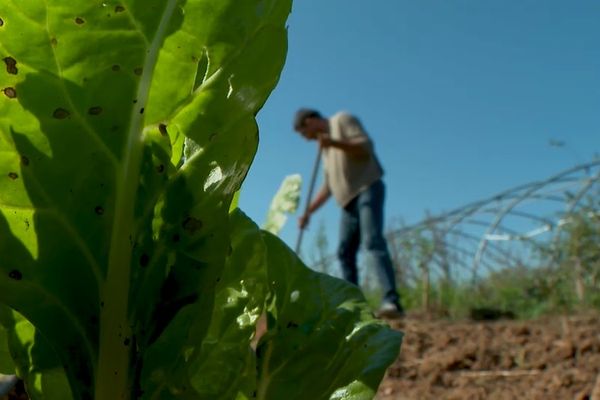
[377,312,600,400]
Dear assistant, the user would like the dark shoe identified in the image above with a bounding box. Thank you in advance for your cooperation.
[376,302,405,319]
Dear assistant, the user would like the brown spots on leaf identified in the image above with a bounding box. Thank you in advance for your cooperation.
[182,216,203,235]
[8,269,22,280]
[111,64,120,72]
[0,18,4,27]
[133,67,143,76]
[7,172,18,180]
[115,5,126,13]
[50,38,58,47]
[158,124,168,136]
[3,57,17,75]
[88,106,103,115]
[75,17,85,25]
[53,108,70,119]
[3,87,16,98]
[94,206,104,215]
[139,254,149,267]
[20,156,29,166]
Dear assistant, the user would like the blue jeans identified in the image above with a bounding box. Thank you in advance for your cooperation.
[338,180,401,306]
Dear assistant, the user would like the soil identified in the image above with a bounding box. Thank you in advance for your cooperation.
[377,312,600,400]
[3,313,599,400]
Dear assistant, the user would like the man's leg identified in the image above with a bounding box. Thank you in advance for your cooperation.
[357,180,403,309]
[338,198,361,285]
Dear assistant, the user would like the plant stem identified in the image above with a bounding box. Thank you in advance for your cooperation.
[94,1,179,398]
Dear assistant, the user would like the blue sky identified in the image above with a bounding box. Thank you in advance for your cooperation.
[239,1,600,259]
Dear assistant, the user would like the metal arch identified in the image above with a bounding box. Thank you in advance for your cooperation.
[380,160,600,285]
[472,161,600,277]
[446,229,521,266]
[549,167,600,250]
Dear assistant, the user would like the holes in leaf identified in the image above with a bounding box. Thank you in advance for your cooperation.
[8,269,22,280]
[3,87,16,98]
[0,18,4,27]
[7,172,18,180]
[53,108,70,119]
[3,57,17,75]
[139,107,144,114]
[182,216,203,235]
[88,106,103,115]
[192,51,208,91]
[75,17,85,25]
[158,123,168,136]
[94,206,104,215]
[115,5,125,13]
[123,337,130,346]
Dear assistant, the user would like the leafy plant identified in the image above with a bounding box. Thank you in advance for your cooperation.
[263,174,302,235]
[0,1,401,399]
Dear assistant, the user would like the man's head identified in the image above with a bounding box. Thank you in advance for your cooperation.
[293,108,328,140]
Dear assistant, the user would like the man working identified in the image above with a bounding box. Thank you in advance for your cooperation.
[293,108,404,318]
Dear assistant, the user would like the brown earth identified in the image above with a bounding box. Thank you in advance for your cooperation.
[377,312,600,400]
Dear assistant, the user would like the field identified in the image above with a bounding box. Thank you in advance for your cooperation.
[377,312,600,400]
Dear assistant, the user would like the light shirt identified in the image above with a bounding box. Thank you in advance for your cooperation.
[323,112,384,207]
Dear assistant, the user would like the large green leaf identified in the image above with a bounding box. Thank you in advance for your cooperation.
[0,1,290,398]
[0,1,401,399]
[257,232,403,400]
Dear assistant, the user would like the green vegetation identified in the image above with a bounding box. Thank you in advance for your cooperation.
[0,1,401,399]
[387,202,600,319]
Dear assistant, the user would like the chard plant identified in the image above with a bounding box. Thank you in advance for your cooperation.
[0,1,402,399]
[262,174,302,235]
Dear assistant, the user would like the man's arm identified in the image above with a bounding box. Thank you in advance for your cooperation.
[319,135,370,158]
[320,113,371,158]
[298,183,331,229]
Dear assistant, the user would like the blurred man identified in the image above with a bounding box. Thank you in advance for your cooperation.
[293,108,404,318]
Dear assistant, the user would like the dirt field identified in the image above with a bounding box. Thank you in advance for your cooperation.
[377,312,600,400]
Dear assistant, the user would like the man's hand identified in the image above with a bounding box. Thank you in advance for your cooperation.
[298,213,310,230]
[318,134,333,149]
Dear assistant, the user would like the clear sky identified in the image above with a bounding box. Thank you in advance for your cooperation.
[239,1,600,259]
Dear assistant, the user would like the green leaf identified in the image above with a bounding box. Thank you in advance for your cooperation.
[263,174,302,235]
[0,307,73,399]
[0,1,399,399]
[0,1,291,398]
[257,232,403,400]
[0,322,15,375]
[136,210,268,399]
